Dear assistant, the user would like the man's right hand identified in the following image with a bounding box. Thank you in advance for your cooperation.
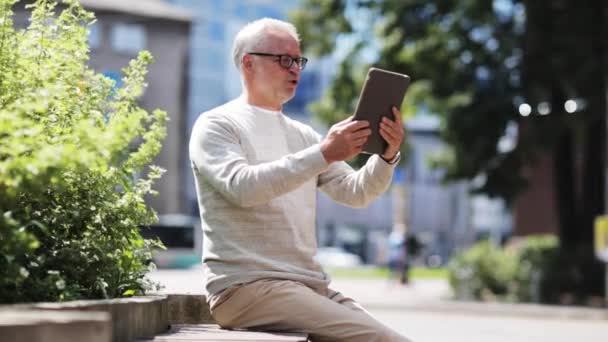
[320,116,371,163]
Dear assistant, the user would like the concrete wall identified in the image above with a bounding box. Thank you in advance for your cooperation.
[88,13,191,215]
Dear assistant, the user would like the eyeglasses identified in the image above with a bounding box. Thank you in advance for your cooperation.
[248,52,308,71]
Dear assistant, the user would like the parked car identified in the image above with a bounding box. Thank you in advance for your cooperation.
[140,214,202,269]
[314,247,362,268]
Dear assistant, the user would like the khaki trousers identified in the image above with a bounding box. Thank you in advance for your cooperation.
[208,279,413,342]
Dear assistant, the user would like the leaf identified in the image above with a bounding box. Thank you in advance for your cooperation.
[122,289,136,297]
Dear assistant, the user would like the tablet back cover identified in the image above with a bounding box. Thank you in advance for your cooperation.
[353,68,410,155]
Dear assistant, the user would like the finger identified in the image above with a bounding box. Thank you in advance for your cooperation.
[392,106,403,125]
[382,116,402,131]
[343,115,355,123]
[344,120,370,131]
[379,127,398,145]
[353,136,368,146]
[350,128,372,139]
[380,121,402,140]
[383,119,404,139]
[353,142,366,151]
[335,115,354,127]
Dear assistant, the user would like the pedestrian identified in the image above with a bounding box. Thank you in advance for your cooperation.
[189,18,412,342]
[387,226,409,285]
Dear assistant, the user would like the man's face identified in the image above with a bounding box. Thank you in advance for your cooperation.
[248,30,302,107]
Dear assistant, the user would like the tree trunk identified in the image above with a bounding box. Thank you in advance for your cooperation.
[553,128,579,248]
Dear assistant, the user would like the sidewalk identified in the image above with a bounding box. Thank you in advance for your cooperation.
[330,277,608,321]
[147,268,608,321]
[329,277,450,308]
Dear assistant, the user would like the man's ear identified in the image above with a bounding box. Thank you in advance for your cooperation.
[242,54,253,72]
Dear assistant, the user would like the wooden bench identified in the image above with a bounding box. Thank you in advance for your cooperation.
[141,294,309,341]
[138,324,308,341]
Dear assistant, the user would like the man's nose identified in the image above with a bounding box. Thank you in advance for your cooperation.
[289,63,301,75]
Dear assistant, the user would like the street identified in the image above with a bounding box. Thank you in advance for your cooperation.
[146,267,608,342]
[373,309,608,342]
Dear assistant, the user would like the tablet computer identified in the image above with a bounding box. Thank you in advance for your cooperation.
[353,68,411,155]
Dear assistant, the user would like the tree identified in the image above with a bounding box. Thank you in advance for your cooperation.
[292,0,607,299]
[293,0,529,194]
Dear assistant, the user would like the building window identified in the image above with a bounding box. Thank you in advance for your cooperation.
[103,70,123,90]
[205,48,224,70]
[207,21,224,41]
[254,6,283,20]
[87,22,102,49]
[110,23,147,54]
[209,0,224,12]
[233,3,249,19]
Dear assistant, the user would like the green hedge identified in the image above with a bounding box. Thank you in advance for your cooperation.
[448,235,560,303]
[448,240,518,301]
[0,0,166,303]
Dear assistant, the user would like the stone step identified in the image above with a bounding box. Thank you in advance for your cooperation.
[167,294,214,324]
[0,310,111,342]
[2,295,168,342]
[137,324,308,342]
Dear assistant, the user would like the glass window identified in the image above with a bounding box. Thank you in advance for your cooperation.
[87,22,102,49]
[207,21,224,41]
[204,49,224,70]
[110,23,147,54]
[102,70,123,91]
[209,0,224,12]
[233,3,249,19]
[254,6,283,20]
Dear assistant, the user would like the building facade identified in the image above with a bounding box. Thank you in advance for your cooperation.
[165,0,325,214]
[13,0,193,216]
[403,115,510,264]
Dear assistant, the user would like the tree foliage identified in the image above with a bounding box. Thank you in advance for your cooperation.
[292,0,528,199]
[292,0,607,297]
[0,0,167,303]
[292,0,607,231]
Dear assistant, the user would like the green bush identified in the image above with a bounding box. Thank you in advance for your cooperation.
[448,235,577,304]
[0,0,167,303]
[512,235,559,303]
[448,240,518,301]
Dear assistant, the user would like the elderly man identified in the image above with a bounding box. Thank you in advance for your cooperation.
[189,18,411,342]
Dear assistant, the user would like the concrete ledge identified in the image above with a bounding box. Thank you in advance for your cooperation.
[2,295,168,342]
[0,310,111,342]
[166,294,214,324]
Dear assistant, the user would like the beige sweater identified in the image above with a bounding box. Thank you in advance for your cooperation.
[189,97,396,296]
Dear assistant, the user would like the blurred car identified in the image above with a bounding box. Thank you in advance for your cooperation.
[314,247,362,268]
[140,214,202,269]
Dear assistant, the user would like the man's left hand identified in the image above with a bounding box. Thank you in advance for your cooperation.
[379,106,405,161]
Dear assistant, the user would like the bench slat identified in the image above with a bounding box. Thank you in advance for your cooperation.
[138,324,308,341]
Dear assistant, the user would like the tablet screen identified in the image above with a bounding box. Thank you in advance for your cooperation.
[353,68,410,155]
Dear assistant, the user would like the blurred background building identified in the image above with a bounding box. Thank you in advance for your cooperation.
[165,0,328,216]
[11,0,516,269]
[13,0,193,216]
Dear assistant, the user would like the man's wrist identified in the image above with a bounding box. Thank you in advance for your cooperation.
[380,152,401,165]
[319,141,334,164]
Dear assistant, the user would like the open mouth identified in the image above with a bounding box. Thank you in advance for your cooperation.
[289,80,298,85]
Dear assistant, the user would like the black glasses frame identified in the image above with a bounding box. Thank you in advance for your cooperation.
[248,52,308,70]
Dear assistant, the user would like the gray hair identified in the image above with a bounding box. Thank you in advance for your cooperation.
[232,18,300,72]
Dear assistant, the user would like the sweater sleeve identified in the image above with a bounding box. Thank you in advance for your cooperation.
[317,155,396,208]
[189,113,329,207]
[299,127,396,208]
